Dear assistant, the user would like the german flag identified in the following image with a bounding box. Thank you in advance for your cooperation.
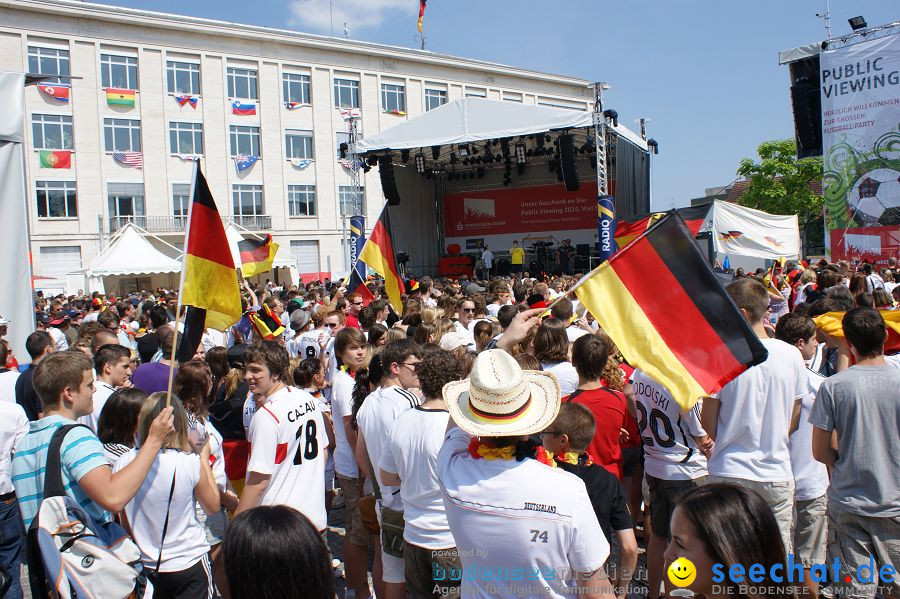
[248,303,285,340]
[814,310,900,354]
[238,234,279,278]
[574,211,767,410]
[358,206,404,313]
[418,0,426,32]
[615,205,710,249]
[180,164,242,332]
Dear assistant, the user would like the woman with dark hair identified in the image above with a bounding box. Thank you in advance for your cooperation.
[367,323,388,347]
[872,287,894,309]
[472,320,494,352]
[222,505,335,599]
[665,483,793,599]
[97,387,147,465]
[849,273,868,298]
[412,322,436,345]
[534,317,579,395]
[351,353,385,430]
[206,346,230,399]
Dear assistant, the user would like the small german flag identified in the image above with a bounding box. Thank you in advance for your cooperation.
[180,164,242,332]
[358,206,404,313]
[248,303,285,340]
[238,234,279,278]
[418,0,426,32]
[574,211,767,410]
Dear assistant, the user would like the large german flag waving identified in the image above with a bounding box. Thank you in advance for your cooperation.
[238,234,279,278]
[357,206,404,313]
[574,211,767,410]
[180,164,243,332]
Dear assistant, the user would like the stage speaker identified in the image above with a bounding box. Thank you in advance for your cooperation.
[558,134,580,192]
[576,243,590,257]
[496,259,511,276]
[379,156,401,206]
[788,56,822,158]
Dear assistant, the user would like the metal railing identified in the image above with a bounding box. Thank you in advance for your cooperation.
[109,214,272,233]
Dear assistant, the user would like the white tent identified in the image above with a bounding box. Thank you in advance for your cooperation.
[354,97,648,153]
[86,223,182,277]
[224,223,300,283]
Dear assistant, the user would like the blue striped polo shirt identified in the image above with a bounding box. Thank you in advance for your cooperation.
[12,415,110,528]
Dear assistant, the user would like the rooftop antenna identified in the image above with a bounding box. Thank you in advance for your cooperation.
[344,21,349,39]
[329,0,334,37]
[816,0,832,39]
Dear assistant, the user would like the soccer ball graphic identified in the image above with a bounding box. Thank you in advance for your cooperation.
[850,168,900,226]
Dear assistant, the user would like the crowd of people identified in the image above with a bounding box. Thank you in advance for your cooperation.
[0,256,897,599]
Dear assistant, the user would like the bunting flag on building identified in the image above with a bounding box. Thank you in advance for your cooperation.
[418,0,427,32]
[232,101,257,115]
[106,87,136,106]
[37,84,69,102]
[338,107,361,120]
[290,158,313,169]
[39,150,71,169]
[112,152,143,168]
[180,163,243,332]
[384,109,406,116]
[356,205,404,313]
[572,211,768,410]
[176,154,202,162]
[285,101,306,109]
[338,158,364,170]
[234,155,258,173]
[175,95,198,108]
[813,310,900,354]
[238,234,279,278]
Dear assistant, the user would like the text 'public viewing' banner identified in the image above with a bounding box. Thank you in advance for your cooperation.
[821,31,900,263]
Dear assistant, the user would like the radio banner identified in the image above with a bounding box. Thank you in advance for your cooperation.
[349,215,366,282]
[597,195,617,262]
[820,31,900,261]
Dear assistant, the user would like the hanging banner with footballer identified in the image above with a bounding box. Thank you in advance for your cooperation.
[820,31,900,262]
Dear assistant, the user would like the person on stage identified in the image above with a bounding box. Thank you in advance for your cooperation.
[509,240,525,276]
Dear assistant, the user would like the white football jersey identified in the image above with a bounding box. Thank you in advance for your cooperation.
[247,386,328,530]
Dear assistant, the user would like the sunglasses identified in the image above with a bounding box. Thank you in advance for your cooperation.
[325,323,339,328]
[461,307,475,313]
[401,361,421,372]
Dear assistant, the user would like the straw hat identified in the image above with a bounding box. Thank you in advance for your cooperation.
[443,349,560,437]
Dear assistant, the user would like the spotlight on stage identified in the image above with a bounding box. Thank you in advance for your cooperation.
[458,144,470,157]
[415,153,426,173]
[514,143,527,165]
[603,109,619,127]
[431,145,441,160]
[848,16,867,30]
[647,139,659,155]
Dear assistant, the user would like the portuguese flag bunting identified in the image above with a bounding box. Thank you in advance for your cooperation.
[106,87,136,106]
[573,211,768,410]
[39,150,71,169]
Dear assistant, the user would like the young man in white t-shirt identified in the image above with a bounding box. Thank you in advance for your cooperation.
[631,368,711,599]
[78,343,132,432]
[356,338,423,599]
[701,278,806,555]
[379,350,463,598]
[235,341,328,534]
[775,313,828,598]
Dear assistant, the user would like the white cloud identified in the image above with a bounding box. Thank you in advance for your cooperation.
[288,0,416,34]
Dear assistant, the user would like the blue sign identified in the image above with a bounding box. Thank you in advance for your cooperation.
[597,195,617,263]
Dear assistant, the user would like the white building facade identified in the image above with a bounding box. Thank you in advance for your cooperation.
[0,0,593,292]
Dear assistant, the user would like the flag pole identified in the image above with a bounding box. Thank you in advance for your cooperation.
[165,162,200,408]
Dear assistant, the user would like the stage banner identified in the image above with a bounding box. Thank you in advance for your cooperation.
[349,214,366,282]
[711,201,800,259]
[597,195,617,261]
[443,181,598,237]
[820,31,900,259]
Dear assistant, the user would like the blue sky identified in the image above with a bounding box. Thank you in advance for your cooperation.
[93,0,897,210]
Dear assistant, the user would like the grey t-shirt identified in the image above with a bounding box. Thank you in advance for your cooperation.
[809,364,900,517]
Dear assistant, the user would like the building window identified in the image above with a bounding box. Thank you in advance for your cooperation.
[334,78,360,108]
[173,183,190,226]
[338,185,364,216]
[35,181,77,218]
[283,72,311,105]
[381,83,406,113]
[230,125,261,157]
[100,54,138,89]
[233,184,264,217]
[166,60,201,95]
[104,118,141,152]
[28,46,70,84]
[227,67,258,100]
[287,184,316,217]
[285,130,314,160]
[336,132,350,160]
[107,182,145,230]
[32,114,73,150]
[169,122,203,155]
[424,88,447,111]
[465,88,486,98]
[503,92,523,103]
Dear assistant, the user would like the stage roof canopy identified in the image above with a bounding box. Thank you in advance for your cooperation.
[355,98,648,154]
[87,223,182,277]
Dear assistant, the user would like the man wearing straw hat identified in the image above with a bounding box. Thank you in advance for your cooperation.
[437,313,613,598]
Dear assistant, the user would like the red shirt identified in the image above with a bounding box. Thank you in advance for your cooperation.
[565,387,627,480]
[345,313,360,329]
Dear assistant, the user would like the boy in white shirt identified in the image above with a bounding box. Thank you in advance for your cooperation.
[79,343,132,432]
[235,341,328,534]
[702,278,806,555]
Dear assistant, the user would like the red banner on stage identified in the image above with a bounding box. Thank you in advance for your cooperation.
[830,226,900,266]
[443,182,605,237]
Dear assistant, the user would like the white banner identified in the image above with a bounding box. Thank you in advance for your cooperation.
[820,32,900,259]
[711,201,800,259]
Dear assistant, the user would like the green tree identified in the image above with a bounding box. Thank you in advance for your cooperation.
[737,139,824,253]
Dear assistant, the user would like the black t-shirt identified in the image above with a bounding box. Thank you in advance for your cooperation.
[15,365,41,421]
[136,332,160,364]
[209,380,250,441]
[557,460,632,542]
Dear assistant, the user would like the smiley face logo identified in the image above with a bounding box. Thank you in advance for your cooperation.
[668,557,697,587]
